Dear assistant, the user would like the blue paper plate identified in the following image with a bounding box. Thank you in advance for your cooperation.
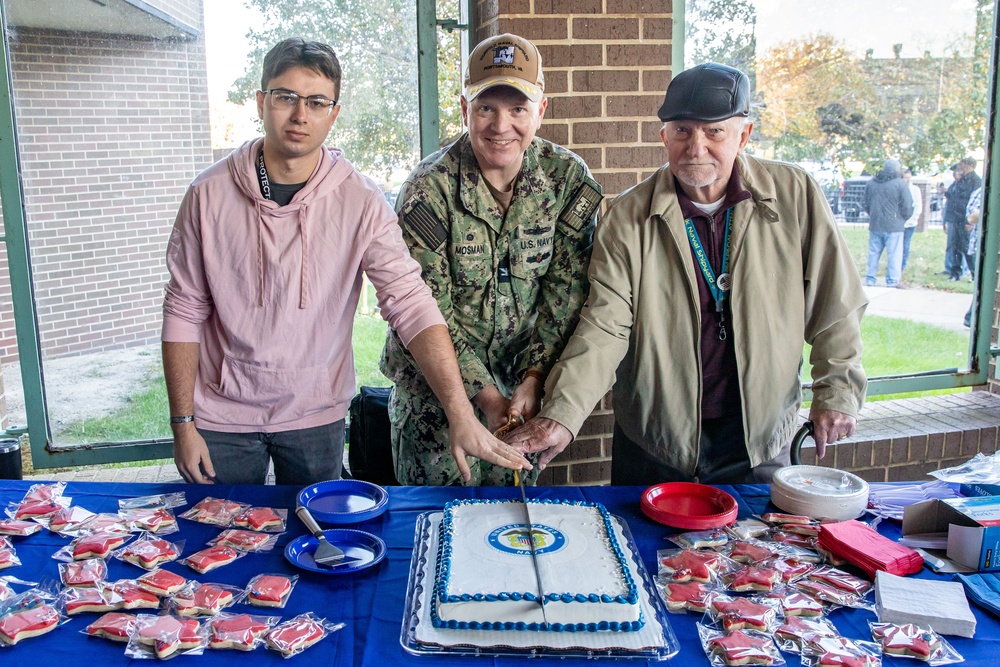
[284,528,386,575]
[297,479,388,524]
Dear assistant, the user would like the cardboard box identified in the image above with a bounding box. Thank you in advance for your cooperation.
[902,496,1000,571]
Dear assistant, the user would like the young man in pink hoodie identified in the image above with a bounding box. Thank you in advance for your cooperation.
[162,38,530,485]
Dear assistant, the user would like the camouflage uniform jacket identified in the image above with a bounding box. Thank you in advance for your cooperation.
[380,133,600,400]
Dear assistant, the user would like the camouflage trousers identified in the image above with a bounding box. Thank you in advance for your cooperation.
[389,384,536,486]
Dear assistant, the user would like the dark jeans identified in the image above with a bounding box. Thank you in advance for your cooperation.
[946,220,970,277]
[610,416,789,485]
[901,225,916,271]
[200,420,345,485]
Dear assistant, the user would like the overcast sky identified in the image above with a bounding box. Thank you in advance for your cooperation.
[755,0,979,59]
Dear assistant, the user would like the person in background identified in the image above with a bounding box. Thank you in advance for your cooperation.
[901,168,922,272]
[944,157,982,280]
[380,34,599,486]
[505,63,867,484]
[863,159,913,288]
[162,38,528,485]
[964,185,983,328]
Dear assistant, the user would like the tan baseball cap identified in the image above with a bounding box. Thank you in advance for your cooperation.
[464,34,544,103]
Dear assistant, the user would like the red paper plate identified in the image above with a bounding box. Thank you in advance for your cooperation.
[640,482,738,530]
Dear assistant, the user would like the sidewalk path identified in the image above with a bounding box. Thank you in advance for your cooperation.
[863,285,971,332]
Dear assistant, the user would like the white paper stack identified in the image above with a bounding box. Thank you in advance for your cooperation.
[875,570,977,638]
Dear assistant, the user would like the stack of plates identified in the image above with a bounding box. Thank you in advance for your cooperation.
[641,482,738,529]
[770,465,869,520]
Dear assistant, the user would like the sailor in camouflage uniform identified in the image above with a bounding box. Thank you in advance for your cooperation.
[380,34,601,485]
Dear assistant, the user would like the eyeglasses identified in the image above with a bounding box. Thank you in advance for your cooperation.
[261,88,338,116]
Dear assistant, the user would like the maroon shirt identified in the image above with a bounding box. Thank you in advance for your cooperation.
[674,165,751,420]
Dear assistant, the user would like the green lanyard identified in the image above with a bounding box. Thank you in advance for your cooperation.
[684,208,732,341]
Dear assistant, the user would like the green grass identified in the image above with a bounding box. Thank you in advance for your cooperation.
[352,314,391,389]
[839,225,973,294]
[57,261,973,447]
[803,313,971,402]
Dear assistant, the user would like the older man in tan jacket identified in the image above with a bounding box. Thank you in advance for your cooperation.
[507,63,867,484]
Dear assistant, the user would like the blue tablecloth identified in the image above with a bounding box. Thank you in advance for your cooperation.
[0,480,996,665]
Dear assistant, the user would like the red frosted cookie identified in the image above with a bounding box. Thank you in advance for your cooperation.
[729,565,780,592]
[770,530,817,550]
[0,604,60,645]
[46,506,94,533]
[110,580,161,610]
[661,581,710,613]
[774,616,837,649]
[809,636,879,667]
[765,557,815,583]
[0,519,42,537]
[137,569,187,596]
[234,507,284,532]
[764,590,824,617]
[73,531,128,560]
[64,586,116,615]
[121,538,180,570]
[208,614,271,651]
[808,567,871,595]
[872,623,941,661]
[137,615,202,658]
[185,498,243,525]
[186,546,240,574]
[14,500,62,521]
[122,508,177,533]
[660,550,722,583]
[707,630,774,666]
[796,579,857,606]
[61,558,108,588]
[711,597,774,632]
[85,612,136,642]
[266,616,326,656]
[215,529,273,552]
[248,575,293,608]
[730,542,776,564]
[174,584,235,616]
[0,544,18,570]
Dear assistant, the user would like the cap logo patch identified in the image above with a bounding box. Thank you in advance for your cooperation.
[493,45,515,65]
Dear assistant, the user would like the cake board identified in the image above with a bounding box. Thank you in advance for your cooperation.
[400,511,679,660]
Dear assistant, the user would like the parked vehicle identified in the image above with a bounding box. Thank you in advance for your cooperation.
[796,162,844,215]
[841,175,873,222]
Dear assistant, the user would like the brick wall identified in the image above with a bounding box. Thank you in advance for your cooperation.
[474,0,672,201]
[474,1,673,484]
[0,25,213,364]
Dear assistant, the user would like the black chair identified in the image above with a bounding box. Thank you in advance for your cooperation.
[347,386,399,486]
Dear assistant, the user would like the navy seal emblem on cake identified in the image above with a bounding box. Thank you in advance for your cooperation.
[487,524,566,556]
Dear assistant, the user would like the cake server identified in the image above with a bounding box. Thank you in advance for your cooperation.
[295,505,358,567]
[514,466,549,625]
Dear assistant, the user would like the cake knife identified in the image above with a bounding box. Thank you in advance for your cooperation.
[514,466,549,626]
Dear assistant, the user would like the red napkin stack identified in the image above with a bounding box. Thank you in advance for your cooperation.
[818,520,924,578]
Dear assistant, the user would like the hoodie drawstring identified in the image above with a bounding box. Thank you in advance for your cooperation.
[254,199,265,307]
[298,202,309,309]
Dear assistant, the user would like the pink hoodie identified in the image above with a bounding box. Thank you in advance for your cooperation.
[162,139,444,432]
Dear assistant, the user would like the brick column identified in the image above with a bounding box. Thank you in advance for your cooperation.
[472,1,675,484]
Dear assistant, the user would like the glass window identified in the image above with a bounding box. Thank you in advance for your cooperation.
[686,0,995,392]
[0,0,435,457]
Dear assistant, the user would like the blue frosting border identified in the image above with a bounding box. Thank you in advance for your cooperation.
[430,498,643,632]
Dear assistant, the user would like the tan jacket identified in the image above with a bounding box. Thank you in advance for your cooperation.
[539,154,867,474]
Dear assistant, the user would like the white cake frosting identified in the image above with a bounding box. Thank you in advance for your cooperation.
[431,498,643,632]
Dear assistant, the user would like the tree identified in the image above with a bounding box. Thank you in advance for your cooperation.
[685,0,757,86]
[756,34,872,165]
[755,2,993,176]
[230,0,461,180]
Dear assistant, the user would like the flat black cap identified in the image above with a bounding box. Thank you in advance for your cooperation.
[658,62,750,123]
